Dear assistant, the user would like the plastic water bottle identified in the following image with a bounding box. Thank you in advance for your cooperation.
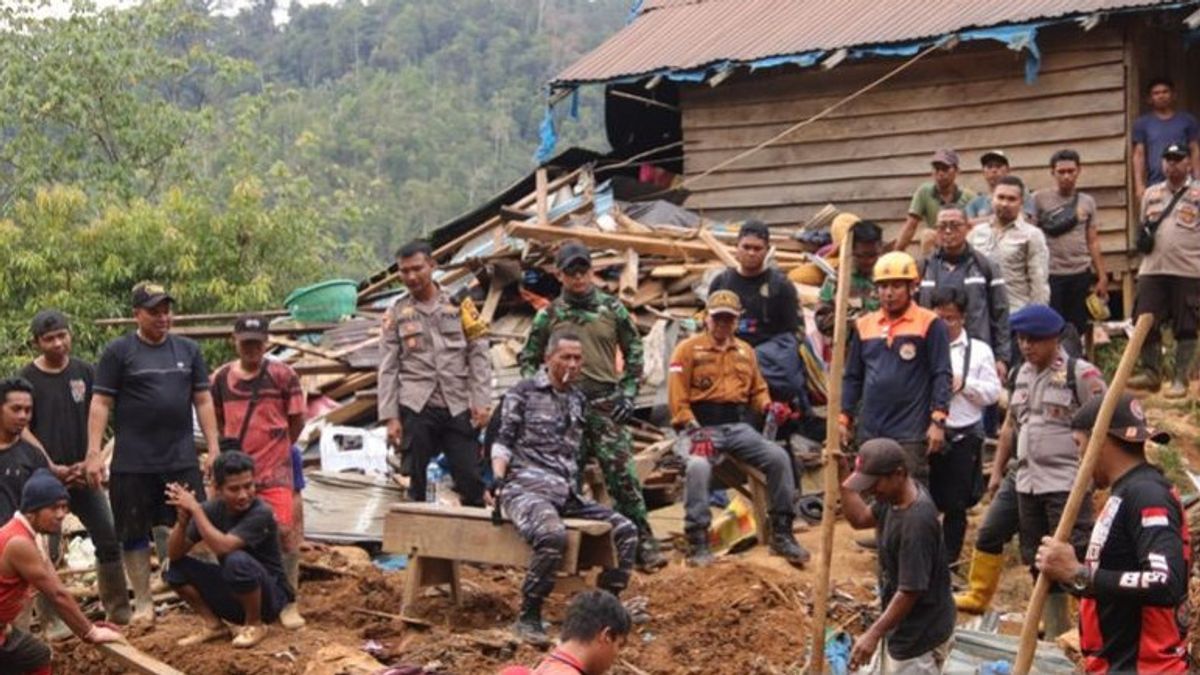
[426,455,445,503]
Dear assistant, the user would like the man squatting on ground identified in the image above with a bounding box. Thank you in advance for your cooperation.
[493,330,638,645]
[165,450,295,649]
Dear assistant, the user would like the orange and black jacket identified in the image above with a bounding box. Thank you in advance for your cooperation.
[841,302,951,443]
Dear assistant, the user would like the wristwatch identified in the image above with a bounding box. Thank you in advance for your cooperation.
[1070,565,1091,594]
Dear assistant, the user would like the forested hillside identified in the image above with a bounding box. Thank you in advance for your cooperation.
[0,0,622,369]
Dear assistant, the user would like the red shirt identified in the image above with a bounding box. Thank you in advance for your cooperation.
[211,359,305,489]
[0,515,35,627]
[533,649,588,675]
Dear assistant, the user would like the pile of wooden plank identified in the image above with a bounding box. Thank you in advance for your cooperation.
[93,165,841,518]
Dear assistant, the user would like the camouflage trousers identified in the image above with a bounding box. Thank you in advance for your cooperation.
[501,487,637,602]
[582,406,651,535]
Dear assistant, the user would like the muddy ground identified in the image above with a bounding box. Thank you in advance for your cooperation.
[52,392,1200,674]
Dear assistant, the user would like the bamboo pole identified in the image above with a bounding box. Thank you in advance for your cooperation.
[1013,313,1154,673]
[810,230,856,672]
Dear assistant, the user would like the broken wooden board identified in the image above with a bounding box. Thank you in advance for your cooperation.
[97,642,187,675]
[507,223,808,264]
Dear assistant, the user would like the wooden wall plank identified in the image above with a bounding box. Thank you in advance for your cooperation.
[682,30,1123,109]
[684,62,1124,130]
[685,90,1125,151]
[684,114,1125,173]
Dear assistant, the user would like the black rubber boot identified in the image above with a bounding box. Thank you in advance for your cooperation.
[511,598,550,647]
[686,528,715,567]
[769,514,811,566]
[635,528,668,573]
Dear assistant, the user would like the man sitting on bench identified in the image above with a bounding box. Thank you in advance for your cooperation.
[669,290,810,567]
[492,329,638,645]
[165,450,294,649]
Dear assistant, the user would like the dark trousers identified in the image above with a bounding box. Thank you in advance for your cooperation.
[402,405,484,506]
[0,627,50,674]
[49,486,121,565]
[1017,491,1093,568]
[110,468,205,545]
[975,472,1019,555]
[683,423,796,532]
[1050,271,1093,335]
[501,490,637,603]
[165,553,291,624]
[929,429,983,563]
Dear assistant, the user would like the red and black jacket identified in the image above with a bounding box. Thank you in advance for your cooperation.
[1079,463,1191,673]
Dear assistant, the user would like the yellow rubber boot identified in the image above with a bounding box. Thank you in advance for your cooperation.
[954,549,1004,614]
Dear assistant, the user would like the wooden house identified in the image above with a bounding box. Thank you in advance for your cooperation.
[551,0,1200,311]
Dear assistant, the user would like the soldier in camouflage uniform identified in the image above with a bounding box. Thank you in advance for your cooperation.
[494,329,638,645]
[814,220,883,338]
[518,241,665,571]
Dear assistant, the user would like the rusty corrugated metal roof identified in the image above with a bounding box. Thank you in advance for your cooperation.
[553,0,1182,85]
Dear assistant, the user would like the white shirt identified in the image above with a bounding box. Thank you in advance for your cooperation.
[947,330,1002,429]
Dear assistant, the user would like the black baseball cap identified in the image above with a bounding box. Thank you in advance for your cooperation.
[980,149,1009,166]
[30,310,69,338]
[555,241,592,269]
[1071,393,1170,445]
[233,314,269,341]
[131,282,174,309]
[1162,143,1188,159]
[842,438,910,492]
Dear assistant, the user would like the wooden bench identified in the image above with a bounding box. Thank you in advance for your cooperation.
[382,503,618,617]
[711,455,773,544]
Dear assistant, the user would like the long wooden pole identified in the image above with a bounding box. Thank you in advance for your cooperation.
[810,230,855,672]
[1013,313,1154,673]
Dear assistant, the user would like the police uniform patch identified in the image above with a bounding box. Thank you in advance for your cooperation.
[898,343,917,361]
[1177,203,1197,227]
[698,376,714,389]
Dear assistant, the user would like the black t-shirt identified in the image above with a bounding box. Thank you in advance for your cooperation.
[20,359,94,466]
[186,497,292,598]
[872,486,956,660]
[0,440,50,523]
[708,268,800,347]
[94,333,209,473]
[1079,463,1190,672]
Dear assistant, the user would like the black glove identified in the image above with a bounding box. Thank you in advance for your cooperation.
[611,395,636,424]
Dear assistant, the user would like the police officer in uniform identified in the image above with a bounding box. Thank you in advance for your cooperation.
[378,240,491,506]
[494,330,638,645]
[519,240,665,571]
[668,291,810,567]
[1006,304,1106,637]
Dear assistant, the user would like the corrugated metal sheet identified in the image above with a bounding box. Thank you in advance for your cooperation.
[553,0,1181,85]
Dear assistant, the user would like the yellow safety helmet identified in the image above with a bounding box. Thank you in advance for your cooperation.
[830,212,861,247]
[872,251,920,283]
[1086,293,1111,321]
[788,262,827,287]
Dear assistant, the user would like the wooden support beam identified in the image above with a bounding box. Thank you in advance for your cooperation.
[270,336,344,361]
[697,227,740,269]
[618,248,639,303]
[96,642,187,675]
[94,309,290,327]
[173,323,339,340]
[535,167,549,225]
[508,223,808,264]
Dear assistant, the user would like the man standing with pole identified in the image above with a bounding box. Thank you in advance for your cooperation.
[1011,312,1154,673]
[1035,392,1189,673]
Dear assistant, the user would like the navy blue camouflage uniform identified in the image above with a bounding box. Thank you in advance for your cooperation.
[493,370,637,604]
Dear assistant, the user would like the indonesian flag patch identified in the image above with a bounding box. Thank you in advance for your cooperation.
[1141,507,1170,528]
[669,362,684,374]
